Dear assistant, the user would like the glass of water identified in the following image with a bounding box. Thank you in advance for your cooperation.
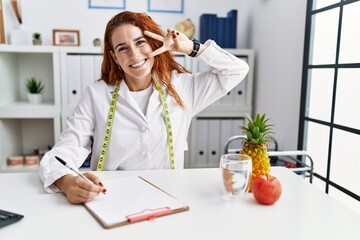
[220,154,252,200]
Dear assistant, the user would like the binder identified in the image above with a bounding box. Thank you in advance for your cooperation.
[233,80,246,106]
[200,14,210,43]
[216,18,226,48]
[195,119,208,167]
[200,10,237,47]
[233,56,247,106]
[221,89,233,106]
[84,176,189,229]
[220,119,245,154]
[231,119,245,136]
[220,119,233,155]
[67,55,81,106]
[208,120,220,167]
[93,55,102,81]
[200,14,217,43]
[227,9,237,48]
[80,55,95,93]
[224,18,231,48]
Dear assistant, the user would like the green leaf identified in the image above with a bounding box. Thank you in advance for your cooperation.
[253,127,260,138]
[25,77,44,94]
[246,132,253,140]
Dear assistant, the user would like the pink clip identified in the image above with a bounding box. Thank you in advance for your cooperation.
[126,207,172,222]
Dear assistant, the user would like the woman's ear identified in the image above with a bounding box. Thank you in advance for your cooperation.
[110,50,119,65]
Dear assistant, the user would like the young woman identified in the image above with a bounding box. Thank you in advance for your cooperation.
[39,11,249,203]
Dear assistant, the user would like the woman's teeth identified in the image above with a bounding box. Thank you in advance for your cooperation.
[130,60,146,68]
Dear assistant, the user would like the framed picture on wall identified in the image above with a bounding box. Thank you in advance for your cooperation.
[88,0,125,10]
[148,0,184,13]
[0,0,6,44]
[53,29,80,46]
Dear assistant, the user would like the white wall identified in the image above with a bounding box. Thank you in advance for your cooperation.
[3,0,251,48]
[250,0,307,150]
[2,0,307,151]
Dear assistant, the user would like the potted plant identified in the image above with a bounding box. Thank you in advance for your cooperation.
[32,32,42,45]
[25,77,44,104]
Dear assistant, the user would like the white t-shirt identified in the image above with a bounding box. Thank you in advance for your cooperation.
[130,83,153,116]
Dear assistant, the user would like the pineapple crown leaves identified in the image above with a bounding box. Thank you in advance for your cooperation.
[25,77,44,94]
[240,112,275,145]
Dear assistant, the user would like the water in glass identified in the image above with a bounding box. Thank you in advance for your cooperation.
[220,154,252,200]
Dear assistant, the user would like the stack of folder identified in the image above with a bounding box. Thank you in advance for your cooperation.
[200,9,237,48]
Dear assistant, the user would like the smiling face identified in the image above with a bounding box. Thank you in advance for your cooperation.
[110,23,154,91]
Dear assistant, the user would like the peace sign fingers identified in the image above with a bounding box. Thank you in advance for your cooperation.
[144,30,174,58]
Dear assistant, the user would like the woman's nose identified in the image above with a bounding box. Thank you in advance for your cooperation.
[129,47,140,60]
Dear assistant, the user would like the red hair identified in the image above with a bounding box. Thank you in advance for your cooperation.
[101,11,189,107]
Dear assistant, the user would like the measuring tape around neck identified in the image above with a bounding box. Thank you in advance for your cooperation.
[152,76,175,169]
[97,82,120,171]
[97,77,175,171]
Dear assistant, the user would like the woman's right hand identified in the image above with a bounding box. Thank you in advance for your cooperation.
[54,172,106,204]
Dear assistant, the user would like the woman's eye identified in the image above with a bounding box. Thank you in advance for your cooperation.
[137,40,146,46]
[117,47,127,52]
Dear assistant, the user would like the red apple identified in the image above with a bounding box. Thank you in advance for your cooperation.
[252,174,282,205]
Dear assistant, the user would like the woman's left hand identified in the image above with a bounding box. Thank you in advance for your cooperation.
[144,28,193,57]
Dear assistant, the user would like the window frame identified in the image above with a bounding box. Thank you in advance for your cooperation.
[298,0,360,202]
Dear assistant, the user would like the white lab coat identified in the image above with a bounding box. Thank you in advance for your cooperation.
[39,40,249,192]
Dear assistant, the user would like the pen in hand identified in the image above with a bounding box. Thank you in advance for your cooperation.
[55,156,106,195]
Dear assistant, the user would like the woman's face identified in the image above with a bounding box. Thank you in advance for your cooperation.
[110,23,154,88]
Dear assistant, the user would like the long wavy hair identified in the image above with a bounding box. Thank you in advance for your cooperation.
[101,11,189,107]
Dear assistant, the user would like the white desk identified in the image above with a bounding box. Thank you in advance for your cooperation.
[0,167,359,240]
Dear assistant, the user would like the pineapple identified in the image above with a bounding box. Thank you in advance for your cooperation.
[240,113,274,192]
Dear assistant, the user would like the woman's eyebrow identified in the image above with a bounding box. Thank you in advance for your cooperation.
[133,36,145,41]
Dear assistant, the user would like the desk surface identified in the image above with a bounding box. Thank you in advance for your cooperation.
[0,167,359,240]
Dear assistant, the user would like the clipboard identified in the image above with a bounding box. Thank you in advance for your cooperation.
[84,176,189,229]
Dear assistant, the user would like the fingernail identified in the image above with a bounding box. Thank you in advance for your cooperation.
[99,182,103,187]
[172,34,177,38]
[176,32,179,35]
[171,30,175,33]
[103,188,107,193]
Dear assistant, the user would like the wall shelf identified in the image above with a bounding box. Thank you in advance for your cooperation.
[0,46,61,172]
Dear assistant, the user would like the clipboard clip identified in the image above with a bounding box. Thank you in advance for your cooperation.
[126,207,172,222]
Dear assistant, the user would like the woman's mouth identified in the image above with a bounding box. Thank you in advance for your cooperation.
[129,59,146,68]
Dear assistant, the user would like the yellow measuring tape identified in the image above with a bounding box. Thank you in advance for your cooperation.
[152,76,175,169]
[97,77,175,171]
[97,82,120,171]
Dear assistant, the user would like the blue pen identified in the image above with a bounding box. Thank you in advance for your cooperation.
[55,156,105,194]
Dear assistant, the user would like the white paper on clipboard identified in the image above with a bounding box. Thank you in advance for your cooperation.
[84,175,189,228]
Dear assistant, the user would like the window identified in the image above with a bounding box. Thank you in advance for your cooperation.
[299,0,360,214]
